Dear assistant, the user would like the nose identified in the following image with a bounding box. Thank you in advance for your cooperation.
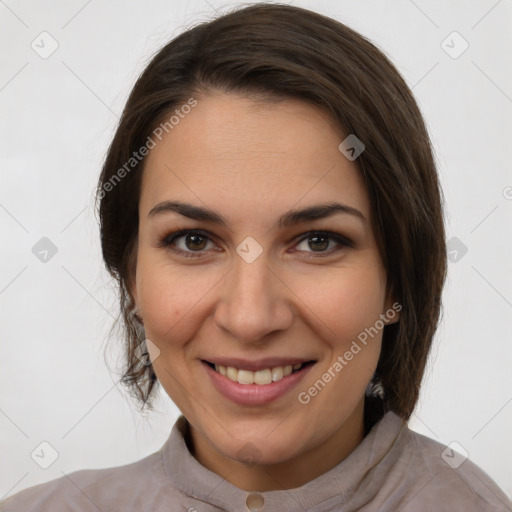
[214,250,294,345]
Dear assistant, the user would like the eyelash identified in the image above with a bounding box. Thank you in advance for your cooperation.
[157,228,353,259]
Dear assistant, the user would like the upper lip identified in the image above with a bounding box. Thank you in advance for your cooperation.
[202,357,315,372]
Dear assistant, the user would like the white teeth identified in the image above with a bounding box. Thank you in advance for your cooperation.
[226,366,238,381]
[214,363,304,385]
[237,369,254,385]
[271,366,284,382]
[254,369,272,385]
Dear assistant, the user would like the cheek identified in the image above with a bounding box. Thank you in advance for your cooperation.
[307,265,387,345]
[297,273,384,418]
[135,256,216,414]
[135,255,216,348]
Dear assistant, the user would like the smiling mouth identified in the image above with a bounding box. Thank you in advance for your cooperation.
[203,360,316,385]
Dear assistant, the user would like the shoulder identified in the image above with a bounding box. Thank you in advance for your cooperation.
[392,424,512,511]
[0,450,172,511]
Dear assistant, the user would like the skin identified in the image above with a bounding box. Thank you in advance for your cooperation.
[131,92,399,491]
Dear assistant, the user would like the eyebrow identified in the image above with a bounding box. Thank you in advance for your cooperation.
[148,200,366,228]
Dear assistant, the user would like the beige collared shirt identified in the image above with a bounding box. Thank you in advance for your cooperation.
[2,412,511,511]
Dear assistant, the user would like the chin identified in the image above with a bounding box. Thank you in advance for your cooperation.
[201,414,309,466]
[228,437,300,467]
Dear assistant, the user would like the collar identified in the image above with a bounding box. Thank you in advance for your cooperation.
[161,412,406,511]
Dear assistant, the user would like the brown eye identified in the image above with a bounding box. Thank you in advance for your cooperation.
[294,231,352,255]
[306,234,330,251]
[158,229,216,258]
[182,233,208,251]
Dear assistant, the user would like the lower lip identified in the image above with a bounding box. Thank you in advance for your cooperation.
[203,361,314,406]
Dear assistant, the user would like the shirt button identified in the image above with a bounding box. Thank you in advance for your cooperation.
[245,492,264,511]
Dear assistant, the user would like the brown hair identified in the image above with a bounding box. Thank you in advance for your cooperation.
[96,2,447,421]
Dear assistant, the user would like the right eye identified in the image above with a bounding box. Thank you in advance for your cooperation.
[158,229,217,258]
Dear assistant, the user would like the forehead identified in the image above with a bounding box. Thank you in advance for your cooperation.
[139,94,370,224]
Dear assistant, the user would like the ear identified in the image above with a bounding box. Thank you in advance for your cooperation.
[127,268,142,323]
[383,289,401,325]
[129,285,144,325]
[127,238,139,306]
[130,280,138,305]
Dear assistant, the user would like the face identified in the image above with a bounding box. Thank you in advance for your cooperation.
[131,92,398,483]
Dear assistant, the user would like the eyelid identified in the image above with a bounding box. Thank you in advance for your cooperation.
[290,230,354,249]
[157,228,353,258]
[156,228,217,257]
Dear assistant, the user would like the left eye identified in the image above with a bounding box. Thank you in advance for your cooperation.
[295,232,347,254]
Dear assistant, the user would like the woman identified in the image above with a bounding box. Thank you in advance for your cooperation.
[2,3,510,511]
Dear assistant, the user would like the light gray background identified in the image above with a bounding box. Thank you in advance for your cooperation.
[1,0,511,501]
